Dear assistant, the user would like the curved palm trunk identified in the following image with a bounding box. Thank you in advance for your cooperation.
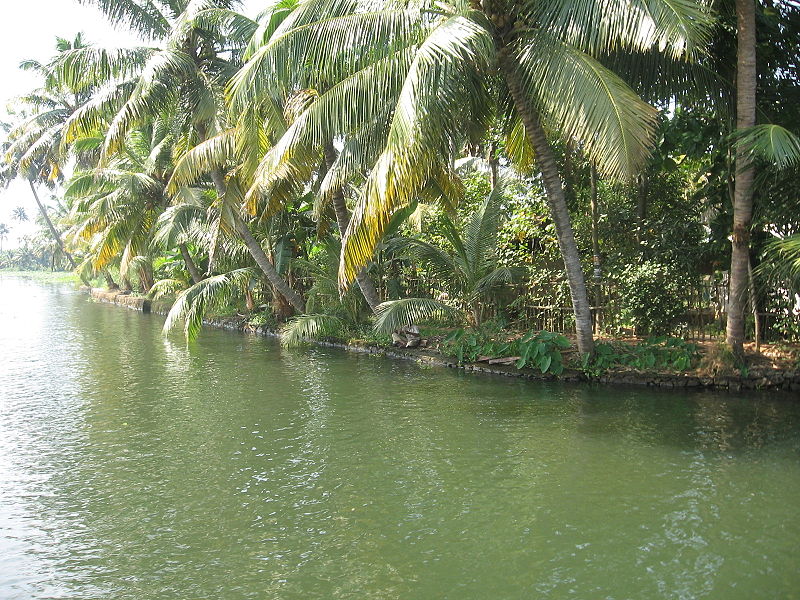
[209,170,306,313]
[499,52,594,355]
[590,166,603,333]
[178,243,202,284]
[332,192,382,311]
[138,263,154,293]
[726,0,757,361]
[324,145,381,311]
[28,180,76,269]
[229,210,306,313]
[103,270,119,290]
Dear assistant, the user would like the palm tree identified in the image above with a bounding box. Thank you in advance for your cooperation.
[0,223,9,252]
[230,0,712,355]
[71,0,307,312]
[11,207,28,222]
[373,178,521,333]
[0,34,106,270]
[721,0,800,359]
[65,121,177,291]
[725,0,757,360]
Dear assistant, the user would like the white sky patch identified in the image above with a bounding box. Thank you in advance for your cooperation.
[0,0,264,249]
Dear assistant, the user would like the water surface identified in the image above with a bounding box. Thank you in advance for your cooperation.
[1,275,798,599]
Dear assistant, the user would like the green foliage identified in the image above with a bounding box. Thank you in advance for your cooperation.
[581,337,700,376]
[281,314,345,347]
[373,298,458,335]
[247,310,277,329]
[614,261,689,336]
[163,267,259,340]
[440,328,570,375]
[342,323,392,347]
[3,0,799,352]
[384,176,523,328]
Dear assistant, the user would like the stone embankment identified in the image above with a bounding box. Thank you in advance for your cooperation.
[210,317,800,393]
[88,288,172,314]
[85,289,800,394]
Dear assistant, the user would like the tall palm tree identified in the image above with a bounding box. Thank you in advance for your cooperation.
[726,0,757,360]
[65,121,177,291]
[721,0,800,360]
[71,0,307,312]
[0,223,9,252]
[0,34,134,270]
[11,207,28,222]
[230,0,713,355]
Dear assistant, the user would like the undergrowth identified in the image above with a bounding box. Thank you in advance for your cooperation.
[581,337,701,376]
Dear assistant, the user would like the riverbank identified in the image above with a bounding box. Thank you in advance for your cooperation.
[87,287,800,393]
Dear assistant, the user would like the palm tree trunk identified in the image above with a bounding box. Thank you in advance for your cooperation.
[748,257,760,352]
[590,165,603,334]
[178,243,202,284]
[499,52,594,355]
[726,0,757,361]
[209,169,306,314]
[636,176,647,248]
[138,263,154,293]
[28,180,76,269]
[487,141,499,189]
[103,270,119,290]
[229,210,306,313]
[323,145,381,311]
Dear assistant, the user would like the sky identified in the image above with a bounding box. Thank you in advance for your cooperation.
[0,0,262,249]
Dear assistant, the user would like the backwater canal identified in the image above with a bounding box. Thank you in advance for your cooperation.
[1,275,798,599]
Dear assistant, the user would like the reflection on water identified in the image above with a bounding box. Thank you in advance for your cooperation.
[1,275,799,599]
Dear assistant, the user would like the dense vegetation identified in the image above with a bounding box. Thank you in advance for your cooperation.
[1,0,798,371]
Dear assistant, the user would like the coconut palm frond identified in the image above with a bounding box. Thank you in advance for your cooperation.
[149,277,187,299]
[472,266,521,299]
[735,124,800,170]
[462,176,506,272]
[760,234,800,286]
[373,298,457,334]
[280,313,345,347]
[76,0,174,40]
[514,30,658,180]
[167,129,237,193]
[164,267,259,340]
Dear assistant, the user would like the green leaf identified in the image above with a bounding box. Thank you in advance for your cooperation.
[735,124,800,170]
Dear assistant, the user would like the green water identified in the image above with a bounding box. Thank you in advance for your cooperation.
[1,276,798,599]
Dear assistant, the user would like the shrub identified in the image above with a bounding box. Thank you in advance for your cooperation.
[614,261,689,336]
[581,337,700,375]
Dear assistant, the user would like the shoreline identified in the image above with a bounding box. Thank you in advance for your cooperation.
[87,287,800,394]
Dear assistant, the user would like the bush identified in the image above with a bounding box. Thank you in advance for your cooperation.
[614,261,689,336]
